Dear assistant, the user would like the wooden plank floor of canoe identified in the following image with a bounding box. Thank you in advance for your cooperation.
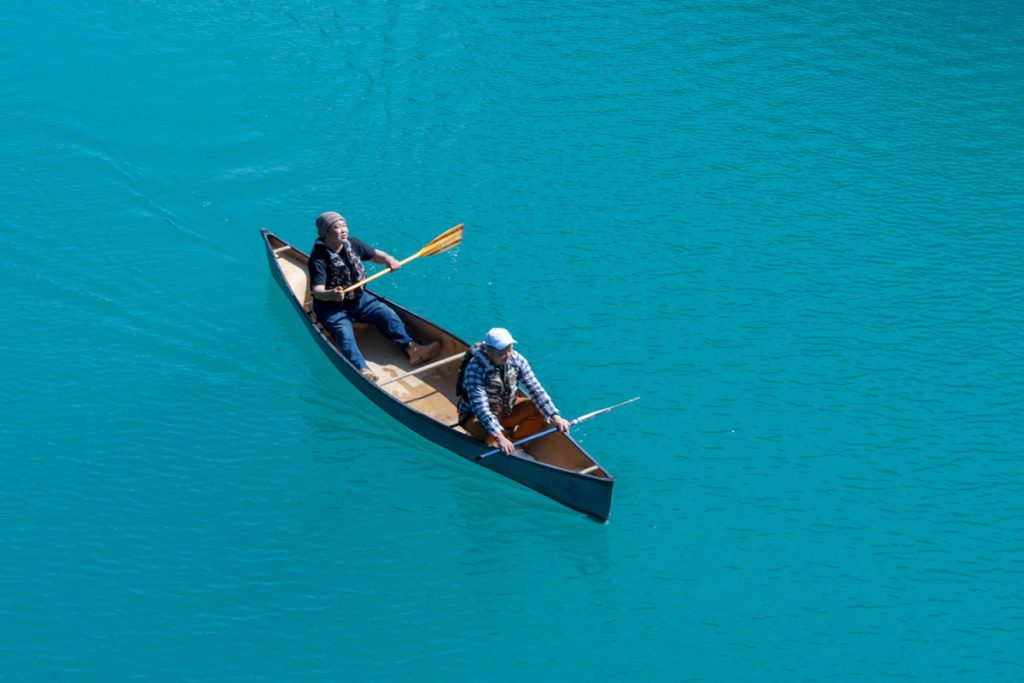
[361,327,463,429]
[277,251,312,306]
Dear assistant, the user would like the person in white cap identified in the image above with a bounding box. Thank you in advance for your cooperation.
[456,327,570,454]
[308,211,440,381]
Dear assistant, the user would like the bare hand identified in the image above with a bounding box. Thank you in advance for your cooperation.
[386,256,401,271]
[494,433,516,455]
[553,416,571,433]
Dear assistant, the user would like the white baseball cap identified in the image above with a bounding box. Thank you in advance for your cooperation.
[483,327,517,350]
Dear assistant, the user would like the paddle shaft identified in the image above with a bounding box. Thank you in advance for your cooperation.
[339,252,416,294]
[475,397,640,460]
[340,224,463,295]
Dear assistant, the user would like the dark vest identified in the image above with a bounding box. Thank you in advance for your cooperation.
[317,238,367,304]
[462,343,519,417]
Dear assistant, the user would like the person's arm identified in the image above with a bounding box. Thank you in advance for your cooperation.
[311,283,347,301]
[350,237,401,271]
[369,249,401,271]
[516,354,570,433]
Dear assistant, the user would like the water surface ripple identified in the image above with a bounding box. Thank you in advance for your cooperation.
[2,1,1022,681]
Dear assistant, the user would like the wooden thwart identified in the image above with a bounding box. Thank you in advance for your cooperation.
[378,352,463,386]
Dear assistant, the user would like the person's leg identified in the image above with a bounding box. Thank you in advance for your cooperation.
[460,415,527,459]
[460,415,491,443]
[460,398,548,445]
[501,397,549,440]
[352,294,413,347]
[354,294,440,365]
[314,304,368,369]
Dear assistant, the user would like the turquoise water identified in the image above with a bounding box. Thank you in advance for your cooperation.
[3,1,1023,680]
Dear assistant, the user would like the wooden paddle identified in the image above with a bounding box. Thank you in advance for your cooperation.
[475,397,641,460]
[340,223,464,295]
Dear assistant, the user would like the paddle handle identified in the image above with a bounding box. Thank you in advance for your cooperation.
[475,397,639,460]
[475,425,560,461]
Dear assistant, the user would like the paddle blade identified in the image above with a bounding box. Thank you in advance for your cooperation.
[417,223,464,258]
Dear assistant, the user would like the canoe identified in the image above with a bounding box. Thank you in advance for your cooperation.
[261,229,614,520]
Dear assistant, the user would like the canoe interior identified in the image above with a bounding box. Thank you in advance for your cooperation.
[266,232,610,478]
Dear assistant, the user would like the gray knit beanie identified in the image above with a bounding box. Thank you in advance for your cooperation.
[316,211,344,238]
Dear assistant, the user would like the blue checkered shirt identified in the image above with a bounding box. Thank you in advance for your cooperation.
[459,349,559,436]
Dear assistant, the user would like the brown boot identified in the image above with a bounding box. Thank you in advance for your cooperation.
[406,340,441,366]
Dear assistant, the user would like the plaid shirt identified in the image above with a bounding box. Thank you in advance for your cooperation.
[459,349,559,436]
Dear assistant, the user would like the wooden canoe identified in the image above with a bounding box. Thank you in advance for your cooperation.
[261,228,614,520]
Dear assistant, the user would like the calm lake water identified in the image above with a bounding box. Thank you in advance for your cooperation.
[2,1,1022,681]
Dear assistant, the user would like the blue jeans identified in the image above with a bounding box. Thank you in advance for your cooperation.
[313,294,413,370]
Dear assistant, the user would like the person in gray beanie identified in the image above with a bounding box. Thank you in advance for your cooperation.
[308,211,440,381]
